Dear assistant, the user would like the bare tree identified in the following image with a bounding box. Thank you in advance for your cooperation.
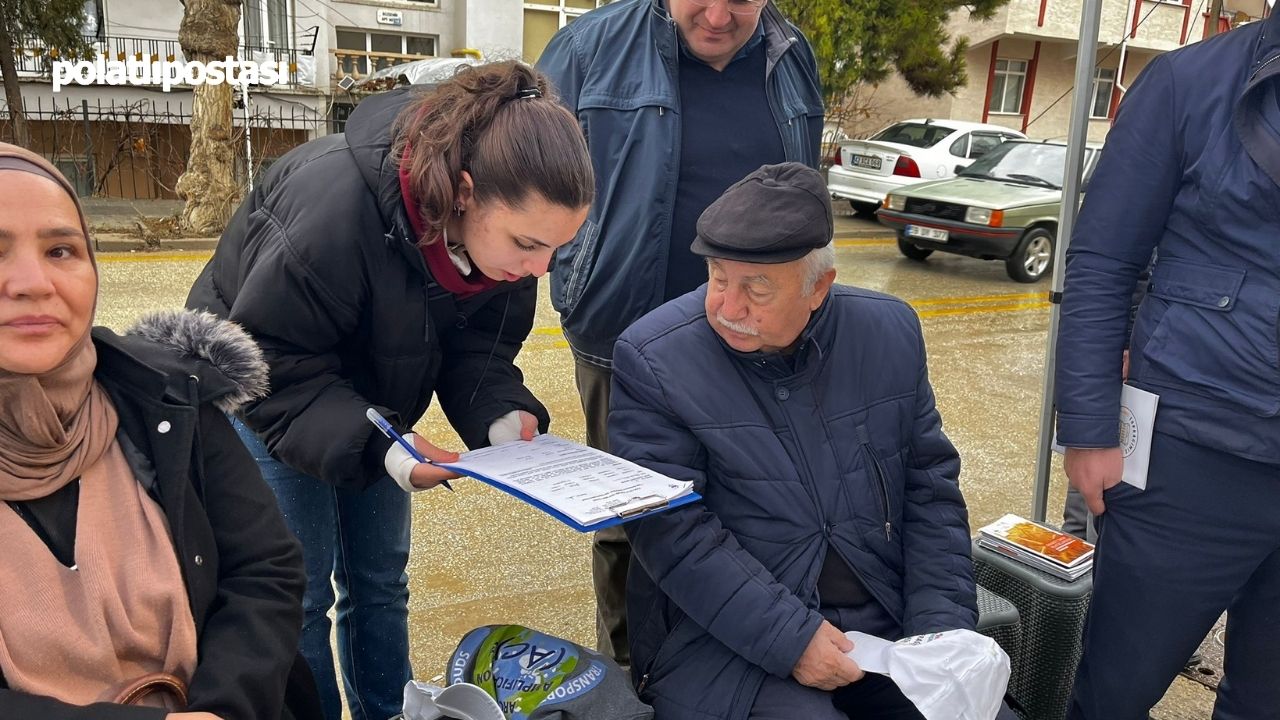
[176,0,242,235]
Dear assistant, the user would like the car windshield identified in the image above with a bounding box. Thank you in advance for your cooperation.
[869,122,956,148]
[958,142,1072,189]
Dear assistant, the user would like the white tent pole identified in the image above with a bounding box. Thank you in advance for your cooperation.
[1031,0,1105,522]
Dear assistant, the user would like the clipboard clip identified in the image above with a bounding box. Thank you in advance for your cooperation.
[607,494,670,519]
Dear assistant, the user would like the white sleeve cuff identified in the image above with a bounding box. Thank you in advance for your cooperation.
[488,410,527,446]
[384,432,425,493]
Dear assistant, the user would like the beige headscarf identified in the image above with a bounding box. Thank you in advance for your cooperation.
[0,143,198,706]
[0,143,117,501]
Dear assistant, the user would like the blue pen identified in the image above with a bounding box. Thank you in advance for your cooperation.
[365,408,454,491]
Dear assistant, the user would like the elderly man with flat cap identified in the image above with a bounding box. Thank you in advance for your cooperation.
[610,163,1003,720]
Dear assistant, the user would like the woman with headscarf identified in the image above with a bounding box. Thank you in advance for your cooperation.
[0,143,315,719]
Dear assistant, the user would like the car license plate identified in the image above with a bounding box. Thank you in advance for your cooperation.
[850,154,882,170]
[906,225,949,242]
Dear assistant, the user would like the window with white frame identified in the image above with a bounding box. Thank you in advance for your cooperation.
[1091,67,1117,119]
[523,0,611,63]
[990,59,1028,115]
[335,29,438,77]
[243,0,291,50]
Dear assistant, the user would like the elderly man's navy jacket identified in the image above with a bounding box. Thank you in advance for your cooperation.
[610,286,975,720]
[1056,12,1280,462]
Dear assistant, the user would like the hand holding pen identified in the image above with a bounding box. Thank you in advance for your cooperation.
[367,408,461,491]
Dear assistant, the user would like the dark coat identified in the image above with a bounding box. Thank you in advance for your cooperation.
[186,88,550,489]
[1056,11,1280,462]
[610,287,976,720]
[537,0,824,366]
[0,311,315,720]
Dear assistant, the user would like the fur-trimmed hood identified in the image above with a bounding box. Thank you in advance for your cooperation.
[95,310,269,414]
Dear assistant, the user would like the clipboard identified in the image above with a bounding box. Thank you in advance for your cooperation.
[435,434,702,533]
[443,470,702,533]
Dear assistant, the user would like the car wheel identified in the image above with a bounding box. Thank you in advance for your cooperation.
[897,237,934,261]
[850,201,881,216]
[1006,227,1055,283]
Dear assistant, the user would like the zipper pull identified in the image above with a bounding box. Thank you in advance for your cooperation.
[884,521,892,541]
[637,673,650,694]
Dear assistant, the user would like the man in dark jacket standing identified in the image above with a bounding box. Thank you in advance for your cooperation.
[538,0,824,665]
[610,164,994,720]
[1055,12,1280,720]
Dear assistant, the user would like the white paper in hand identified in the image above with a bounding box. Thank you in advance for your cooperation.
[845,630,1011,720]
[1051,384,1159,490]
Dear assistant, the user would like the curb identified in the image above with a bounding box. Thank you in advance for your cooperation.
[94,233,219,253]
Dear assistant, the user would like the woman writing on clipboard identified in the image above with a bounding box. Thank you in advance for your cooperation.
[186,61,593,720]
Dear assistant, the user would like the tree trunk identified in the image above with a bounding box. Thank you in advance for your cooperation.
[1206,0,1224,37]
[176,0,242,236]
[0,23,31,147]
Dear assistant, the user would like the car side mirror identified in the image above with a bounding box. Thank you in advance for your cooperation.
[955,165,966,175]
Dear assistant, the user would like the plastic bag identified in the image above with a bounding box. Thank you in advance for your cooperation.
[845,629,1011,720]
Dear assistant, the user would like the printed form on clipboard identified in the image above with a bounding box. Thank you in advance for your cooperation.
[437,434,701,532]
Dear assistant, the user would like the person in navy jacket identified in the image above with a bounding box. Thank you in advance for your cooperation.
[611,164,1015,720]
[1055,12,1280,719]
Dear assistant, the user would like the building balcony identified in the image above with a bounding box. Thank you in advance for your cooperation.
[331,49,436,84]
[10,33,313,87]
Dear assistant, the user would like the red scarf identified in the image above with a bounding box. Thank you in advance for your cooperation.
[398,147,498,299]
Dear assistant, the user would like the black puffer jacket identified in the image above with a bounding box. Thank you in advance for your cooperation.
[186,88,549,489]
[0,311,316,720]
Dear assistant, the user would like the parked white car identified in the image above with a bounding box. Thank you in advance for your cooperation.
[828,119,1026,214]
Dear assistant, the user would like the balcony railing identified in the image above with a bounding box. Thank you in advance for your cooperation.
[332,49,434,82]
[10,33,310,86]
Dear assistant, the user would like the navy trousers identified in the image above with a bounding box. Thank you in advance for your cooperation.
[1068,431,1280,720]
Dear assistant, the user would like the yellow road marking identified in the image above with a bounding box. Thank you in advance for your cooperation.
[834,238,894,247]
[917,300,1050,318]
[97,251,213,263]
[909,291,1047,308]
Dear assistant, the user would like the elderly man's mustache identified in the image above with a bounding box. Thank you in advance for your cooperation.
[716,313,759,336]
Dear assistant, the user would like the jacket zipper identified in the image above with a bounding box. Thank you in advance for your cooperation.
[866,445,892,541]
[565,222,596,308]
[1250,52,1279,82]
[855,425,892,541]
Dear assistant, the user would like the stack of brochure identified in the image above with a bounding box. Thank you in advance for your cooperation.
[977,514,1094,581]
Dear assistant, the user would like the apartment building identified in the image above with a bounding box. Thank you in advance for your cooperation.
[858,0,1272,142]
[4,0,527,198]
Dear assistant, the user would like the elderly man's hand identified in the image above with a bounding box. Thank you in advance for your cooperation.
[1064,446,1124,515]
[792,620,864,690]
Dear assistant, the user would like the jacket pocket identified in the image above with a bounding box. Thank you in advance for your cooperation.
[637,613,693,695]
[841,426,904,547]
[1139,258,1280,415]
[552,218,600,315]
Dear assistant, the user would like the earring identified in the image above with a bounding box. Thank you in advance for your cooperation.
[453,203,464,216]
